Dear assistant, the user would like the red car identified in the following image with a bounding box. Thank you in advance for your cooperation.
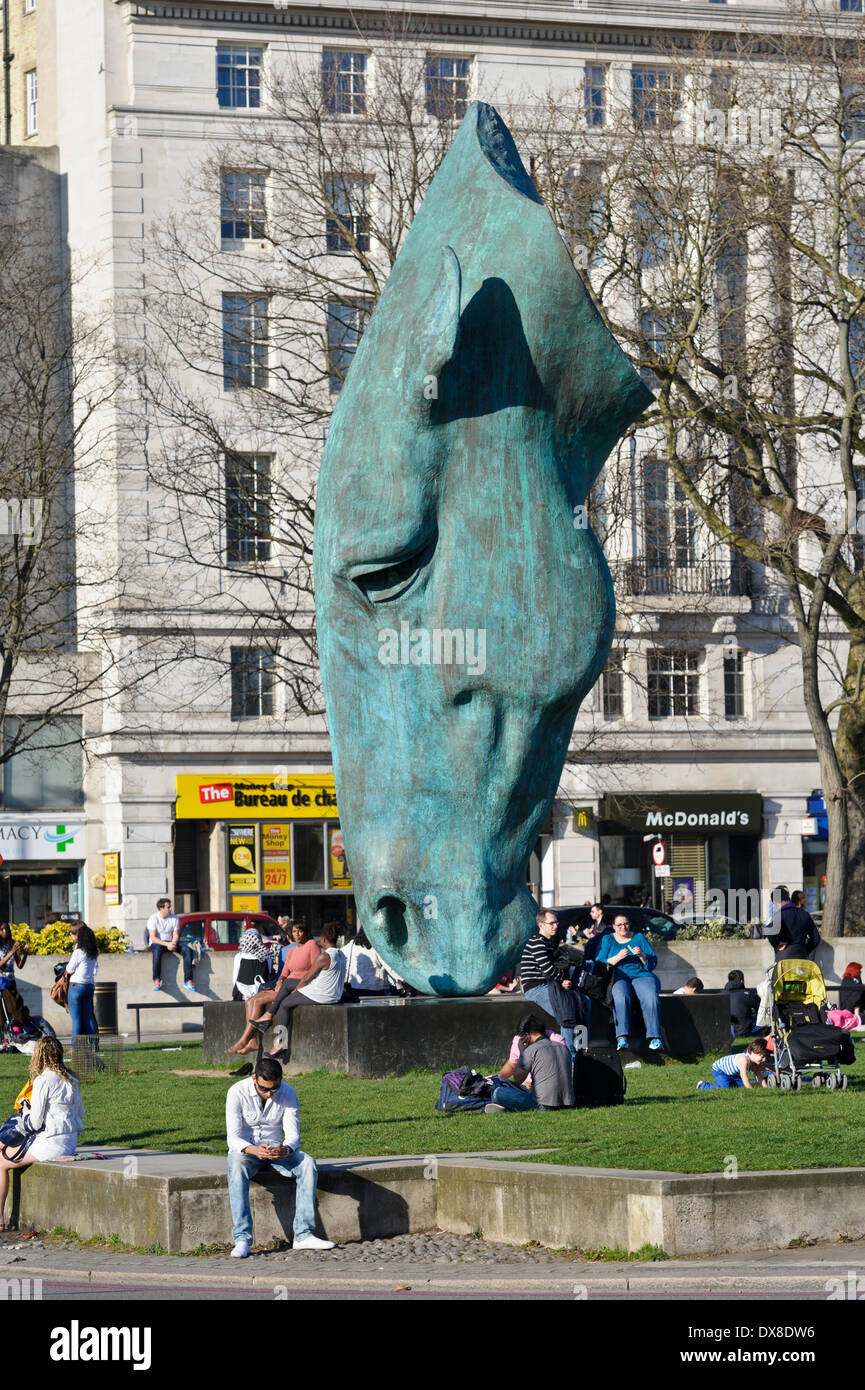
[178,911,280,951]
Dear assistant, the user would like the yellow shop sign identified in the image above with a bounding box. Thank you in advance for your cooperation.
[175,773,339,820]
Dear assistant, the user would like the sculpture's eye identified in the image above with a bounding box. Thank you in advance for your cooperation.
[348,540,433,605]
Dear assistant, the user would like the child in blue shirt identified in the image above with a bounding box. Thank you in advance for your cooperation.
[697,1040,771,1090]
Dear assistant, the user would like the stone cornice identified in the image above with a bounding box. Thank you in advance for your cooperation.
[120,1,838,54]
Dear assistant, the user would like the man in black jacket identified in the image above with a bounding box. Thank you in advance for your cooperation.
[519,910,582,1061]
[770,897,820,961]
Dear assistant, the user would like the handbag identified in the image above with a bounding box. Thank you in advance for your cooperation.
[0,1107,42,1162]
[575,956,613,1003]
[49,966,69,1010]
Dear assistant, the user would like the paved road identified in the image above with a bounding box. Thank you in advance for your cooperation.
[3,1232,864,1300]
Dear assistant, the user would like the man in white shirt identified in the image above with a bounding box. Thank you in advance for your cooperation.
[146,897,196,993]
[225,1057,335,1258]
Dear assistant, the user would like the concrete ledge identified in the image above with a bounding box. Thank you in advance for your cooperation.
[11,1147,865,1257]
[203,992,730,1074]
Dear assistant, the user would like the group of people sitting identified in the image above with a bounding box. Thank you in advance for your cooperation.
[519,906,664,1054]
[227,919,402,1064]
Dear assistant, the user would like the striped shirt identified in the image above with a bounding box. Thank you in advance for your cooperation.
[519,934,563,990]
[712,1053,745,1077]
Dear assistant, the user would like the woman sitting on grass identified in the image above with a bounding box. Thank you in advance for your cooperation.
[0,1038,85,1231]
[696,1040,772,1091]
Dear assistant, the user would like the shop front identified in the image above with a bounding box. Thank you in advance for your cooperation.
[174,774,354,936]
[598,793,763,919]
[0,816,87,928]
[801,791,827,913]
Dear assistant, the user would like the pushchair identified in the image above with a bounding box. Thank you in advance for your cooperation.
[767,958,853,1091]
[0,982,56,1052]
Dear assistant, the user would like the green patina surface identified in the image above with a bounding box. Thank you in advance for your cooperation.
[314,102,651,994]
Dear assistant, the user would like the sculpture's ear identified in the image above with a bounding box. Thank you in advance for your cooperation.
[416,245,461,389]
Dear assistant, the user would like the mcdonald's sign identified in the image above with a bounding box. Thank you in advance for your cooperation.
[572,806,595,833]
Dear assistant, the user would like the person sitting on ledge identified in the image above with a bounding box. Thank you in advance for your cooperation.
[229,922,322,1055]
[226,1055,334,1258]
[594,913,663,1052]
[256,922,347,1057]
[674,977,704,995]
[484,1014,575,1113]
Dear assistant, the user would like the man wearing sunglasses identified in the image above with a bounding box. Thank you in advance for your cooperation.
[226,1056,335,1258]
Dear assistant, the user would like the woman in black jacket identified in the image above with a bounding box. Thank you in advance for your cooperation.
[840,962,865,1016]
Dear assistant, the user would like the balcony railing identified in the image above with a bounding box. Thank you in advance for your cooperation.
[610,556,752,598]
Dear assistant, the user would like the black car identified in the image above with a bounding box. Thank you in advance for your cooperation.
[552,904,680,941]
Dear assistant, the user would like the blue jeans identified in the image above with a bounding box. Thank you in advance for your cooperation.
[151,941,195,983]
[611,973,661,1041]
[704,1066,744,1089]
[68,982,98,1045]
[523,983,578,1063]
[227,1148,319,1245]
[489,1080,538,1111]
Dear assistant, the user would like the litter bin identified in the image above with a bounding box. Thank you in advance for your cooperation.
[93,980,118,1036]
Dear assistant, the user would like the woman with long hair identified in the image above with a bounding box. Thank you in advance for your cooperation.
[0,1037,85,1230]
[0,921,29,991]
[63,922,99,1047]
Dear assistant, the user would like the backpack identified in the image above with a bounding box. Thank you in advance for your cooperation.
[435,1067,491,1112]
[574,956,614,1003]
[572,1043,626,1108]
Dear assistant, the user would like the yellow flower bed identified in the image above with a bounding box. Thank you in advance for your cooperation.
[9,921,130,955]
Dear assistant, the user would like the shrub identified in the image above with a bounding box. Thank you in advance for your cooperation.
[9,921,130,955]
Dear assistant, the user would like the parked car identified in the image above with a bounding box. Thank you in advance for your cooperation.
[177,911,280,951]
[552,905,746,941]
[553,904,680,941]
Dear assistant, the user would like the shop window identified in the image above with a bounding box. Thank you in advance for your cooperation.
[293,822,324,888]
[723,649,745,719]
[601,651,625,720]
[3,717,83,809]
[647,648,702,718]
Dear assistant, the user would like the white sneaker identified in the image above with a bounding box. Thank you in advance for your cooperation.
[293,1234,335,1251]
[230,1240,251,1258]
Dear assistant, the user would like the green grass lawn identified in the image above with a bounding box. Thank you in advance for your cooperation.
[1,1041,864,1173]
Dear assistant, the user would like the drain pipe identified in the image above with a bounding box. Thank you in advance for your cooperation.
[2,0,12,145]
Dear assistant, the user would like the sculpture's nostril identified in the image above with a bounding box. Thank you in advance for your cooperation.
[375,895,409,950]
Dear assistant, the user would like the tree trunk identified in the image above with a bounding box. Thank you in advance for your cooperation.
[836,632,865,933]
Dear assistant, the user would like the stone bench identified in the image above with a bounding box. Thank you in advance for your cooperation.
[203,991,730,1076]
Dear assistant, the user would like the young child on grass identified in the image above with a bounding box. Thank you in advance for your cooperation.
[697,1040,771,1090]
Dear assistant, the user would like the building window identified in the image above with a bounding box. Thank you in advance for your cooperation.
[425,56,471,120]
[324,175,370,254]
[230,648,275,719]
[222,294,268,389]
[326,298,372,393]
[647,649,702,718]
[25,70,37,136]
[841,0,863,10]
[217,46,263,110]
[601,651,625,720]
[322,50,366,116]
[3,718,84,809]
[584,65,606,128]
[225,453,272,563]
[640,308,667,390]
[723,649,745,719]
[843,86,865,141]
[631,67,682,130]
[848,216,865,276]
[220,171,266,244]
[851,462,865,572]
[635,197,670,269]
[24,0,36,14]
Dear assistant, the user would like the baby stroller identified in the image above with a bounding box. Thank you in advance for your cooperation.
[767,958,853,1091]
[0,982,56,1053]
